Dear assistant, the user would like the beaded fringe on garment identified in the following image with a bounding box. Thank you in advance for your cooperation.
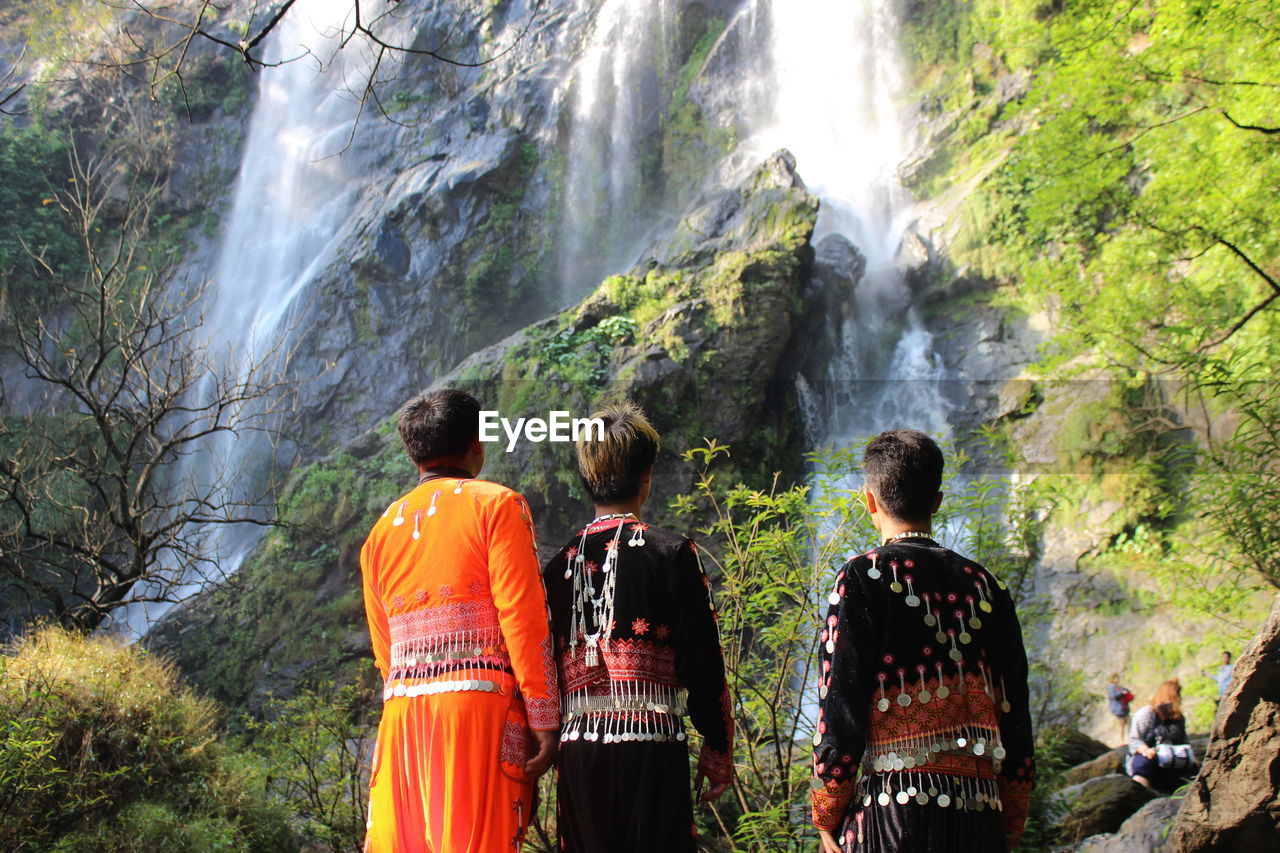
[383,600,512,701]
[853,766,1003,813]
[560,682,689,744]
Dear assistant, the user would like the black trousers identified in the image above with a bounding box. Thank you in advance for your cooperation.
[556,740,696,853]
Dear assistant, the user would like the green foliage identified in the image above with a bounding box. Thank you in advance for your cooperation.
[659,16,733,199]
[537,315,638,388]
[0,120,81,302]
[244,679,378,853]
[155,52,253,119]
[0,627,296,853]
[902,0,1280,614]
[164,442,407,706]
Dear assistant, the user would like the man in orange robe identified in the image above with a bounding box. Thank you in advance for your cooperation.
[362,389,560,853]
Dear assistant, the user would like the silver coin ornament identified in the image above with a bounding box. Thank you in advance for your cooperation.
[905,594,920,607]
[994,746,1007,760]
[936,630,948,644]
[1002,700,1012,713]
[937,793,951,808]
[949,649,962,662]
[980,600,992,613]
[828,592,842,605]
[969,616,982,629]
[907,786,918,797]
[896,791,910,805]
[916,792,929,805]
[959,631,972,644]
[878,698,890,712]
[897,693,911,707]
[826,640,836,654]
[936,685,950,699]
[890,581,903,593]
[811,777,824,792]
[918,689,932,703]
[867,567,881,579]
[924,613,936,626]
[878,792,891,807]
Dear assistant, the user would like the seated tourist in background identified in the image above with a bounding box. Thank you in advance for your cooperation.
[1127,679,1198,792]
[542,401,734,853]
[812,429,1036,852]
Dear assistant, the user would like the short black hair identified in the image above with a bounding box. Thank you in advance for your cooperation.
[863,429,945,521]
[576,401,659,504]
[397,389,481,467]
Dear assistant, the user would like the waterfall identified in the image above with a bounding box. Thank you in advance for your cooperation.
[121,0,376,635]
[743,0,950,443]
[556,0,677,305]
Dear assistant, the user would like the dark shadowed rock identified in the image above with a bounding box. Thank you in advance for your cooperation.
[812,234,866,294]
[1168,595,1280,852]
[1072,796,1182,852]
[1054,774,1159,844]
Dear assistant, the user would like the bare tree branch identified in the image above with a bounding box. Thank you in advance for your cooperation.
[0,135,298,633]
[1221,109,1280,135]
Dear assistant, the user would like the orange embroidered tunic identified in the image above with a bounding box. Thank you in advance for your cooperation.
[361,473,559,853]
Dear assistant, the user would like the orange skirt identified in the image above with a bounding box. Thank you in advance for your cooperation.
[364,689,535,853]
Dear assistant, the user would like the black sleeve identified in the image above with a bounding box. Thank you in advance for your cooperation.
[989,572,1036,843]
[812,556,881,830]
[670,538,734,785]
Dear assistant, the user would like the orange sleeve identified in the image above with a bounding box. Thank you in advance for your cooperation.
[486,491,560,731]
[361,531,391,681]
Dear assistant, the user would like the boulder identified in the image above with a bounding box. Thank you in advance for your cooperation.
[1072,796,1182,852]
[1168,595,1280,852]
[1063,746,1128,787]
[1053,774,1159,844]
[1043,726,1114,769]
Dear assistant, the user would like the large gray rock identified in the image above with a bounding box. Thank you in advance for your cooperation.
[1064,747,1129,787]
[1054,774,1159,844]
[1072,796,1182,853]
[1168,595,1280,852]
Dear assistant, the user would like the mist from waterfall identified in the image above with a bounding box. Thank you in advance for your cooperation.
[122,0,377,635]
[742,0,949,444]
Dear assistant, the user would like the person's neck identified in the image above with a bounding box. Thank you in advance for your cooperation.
[419,457,480,479]
[877,516,933,542]
[592,500,643,521]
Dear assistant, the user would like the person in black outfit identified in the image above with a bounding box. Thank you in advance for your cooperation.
[542,401,733,853]
[812,430,1036,852]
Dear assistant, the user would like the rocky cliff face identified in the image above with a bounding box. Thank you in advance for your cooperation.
[1169,595,1280,851]
[151,149,821,707]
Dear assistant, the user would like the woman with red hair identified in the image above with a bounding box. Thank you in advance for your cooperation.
[1127,679,1199,791]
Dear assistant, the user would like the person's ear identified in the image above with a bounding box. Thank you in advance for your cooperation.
[639,466,654,505]
[864,489,878,515]
[932,491,943,514]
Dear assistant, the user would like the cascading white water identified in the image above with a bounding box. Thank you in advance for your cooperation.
[556,0,677,305]
[122,0,377,635]
[742,0,950,443]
